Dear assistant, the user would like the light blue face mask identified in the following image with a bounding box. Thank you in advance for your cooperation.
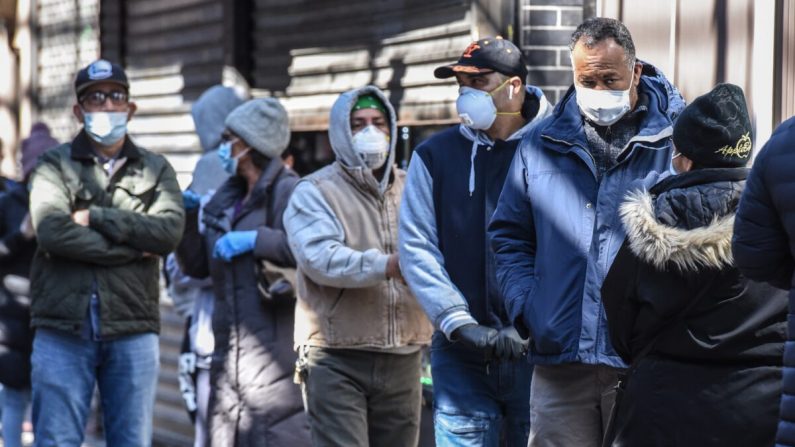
[83,111,128,146]
[217,141,250,175]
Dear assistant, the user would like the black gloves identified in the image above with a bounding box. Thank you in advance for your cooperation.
[452,324,529,361]
[452,324,499,353]
[494,326,529,361]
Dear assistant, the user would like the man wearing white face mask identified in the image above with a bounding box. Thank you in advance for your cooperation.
[283,86,432,446]
[27,59,185,446]
[488,18,685,447]
[399,36,552,446]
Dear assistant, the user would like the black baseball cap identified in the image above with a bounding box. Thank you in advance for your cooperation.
[74,59,129,97]
[434,36,528,81]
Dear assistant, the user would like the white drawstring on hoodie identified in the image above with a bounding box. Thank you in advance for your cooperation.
[461,85,551,198]
[469,139,479,197]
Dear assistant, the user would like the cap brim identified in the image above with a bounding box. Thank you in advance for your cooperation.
[433,64,493,79]
[76,79,130,96]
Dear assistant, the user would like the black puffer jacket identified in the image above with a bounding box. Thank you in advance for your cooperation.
[0,183,36,389]
[178,158,310,446]
[733,116,795,447]
[602,168,787,447]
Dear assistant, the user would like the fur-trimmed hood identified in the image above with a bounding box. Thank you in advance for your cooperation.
[620,189,735,271]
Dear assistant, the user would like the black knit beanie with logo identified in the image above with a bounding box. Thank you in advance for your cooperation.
[672,83,753,168]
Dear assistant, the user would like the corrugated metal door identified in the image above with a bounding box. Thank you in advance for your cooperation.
[251,0,473,130]
[104,0,227,186]
[776,0,795,123]
[99,2,227,445]
[36,0,101,142]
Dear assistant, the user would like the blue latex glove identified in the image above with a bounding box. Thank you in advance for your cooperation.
[213,230,257,261]
[183,190,201,210]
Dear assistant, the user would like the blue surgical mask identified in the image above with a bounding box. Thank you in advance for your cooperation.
[83,111,128,146]
[217,141,250,175]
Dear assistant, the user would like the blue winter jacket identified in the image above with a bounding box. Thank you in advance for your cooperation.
[732,116,795,447]
[400,86,553,339]
[488,64,684,367]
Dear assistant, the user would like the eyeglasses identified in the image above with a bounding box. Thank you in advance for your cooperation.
[79,90,129,107]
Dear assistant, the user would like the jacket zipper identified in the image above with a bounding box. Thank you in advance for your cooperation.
[382,197,396,347]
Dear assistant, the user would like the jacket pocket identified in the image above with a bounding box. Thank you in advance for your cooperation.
[326,286,384,345]
[113,180,157,212]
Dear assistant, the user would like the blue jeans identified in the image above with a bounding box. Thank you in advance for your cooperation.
[3,386,30,447]
[431,331,533,446]
[31,328,159,447]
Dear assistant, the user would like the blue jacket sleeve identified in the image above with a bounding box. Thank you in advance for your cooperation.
[488,144,537,338]
[733,146,794,289]
[399,153,478,339]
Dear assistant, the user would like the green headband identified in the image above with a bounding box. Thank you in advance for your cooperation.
[353,94,387,115]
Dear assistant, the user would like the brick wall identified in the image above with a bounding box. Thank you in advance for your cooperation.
[519,0,594,104]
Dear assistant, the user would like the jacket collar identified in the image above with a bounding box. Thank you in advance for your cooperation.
[70,130,142,161]
[204,157,286,220]
[620,167,749,272]
[335,161,396,199]
[540,68,675,154]
[650,167,749,195]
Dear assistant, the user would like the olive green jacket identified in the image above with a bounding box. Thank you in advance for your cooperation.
[29,131,184,337]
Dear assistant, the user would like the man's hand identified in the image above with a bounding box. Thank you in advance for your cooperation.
[72,209,90,227]
[385,253,405,282]
[494,326,529,361]
[452,324,498,356]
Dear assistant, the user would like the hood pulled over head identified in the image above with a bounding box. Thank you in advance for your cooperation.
[328,85,398,192]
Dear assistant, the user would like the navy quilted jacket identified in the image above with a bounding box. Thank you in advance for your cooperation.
[733,116,795,447]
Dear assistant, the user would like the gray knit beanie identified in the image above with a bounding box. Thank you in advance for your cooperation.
[224,98,290,159]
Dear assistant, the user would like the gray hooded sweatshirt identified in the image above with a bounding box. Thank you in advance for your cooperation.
[283,85,432,351]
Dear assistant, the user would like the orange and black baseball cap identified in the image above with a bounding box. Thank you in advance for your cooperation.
[434,36,528,81]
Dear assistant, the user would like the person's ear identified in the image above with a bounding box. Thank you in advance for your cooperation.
[73,104,85,124]
[126,102,137,121]
[632,61,643,87]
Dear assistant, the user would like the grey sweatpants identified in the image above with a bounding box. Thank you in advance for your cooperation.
[528,363,622,447]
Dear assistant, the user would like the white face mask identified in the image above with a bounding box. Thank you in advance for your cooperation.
[352,125,390,170]
[83,110,129,146]
[574,69,635,126]
[456,79,519,130]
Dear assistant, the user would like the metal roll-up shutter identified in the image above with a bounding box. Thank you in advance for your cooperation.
[120,0,226,187]
[251,0,473,130]
[777,0,795,125]
[36,0,101,142]
[99,2,227,445]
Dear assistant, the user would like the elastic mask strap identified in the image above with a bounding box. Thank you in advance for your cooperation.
[491,78,521,117]
[488,78,512,97]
